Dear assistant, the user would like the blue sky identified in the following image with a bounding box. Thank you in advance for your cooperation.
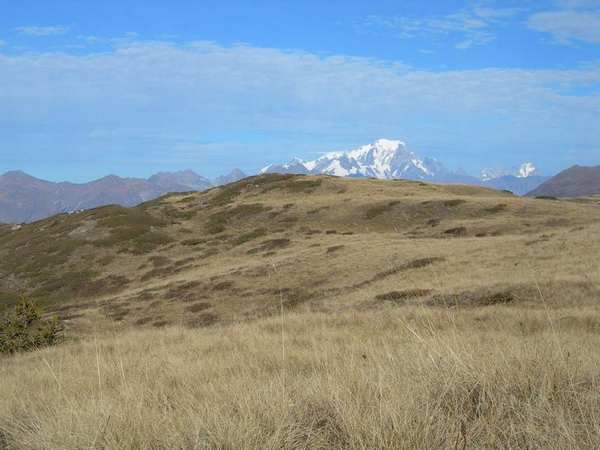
[1,0,599,181]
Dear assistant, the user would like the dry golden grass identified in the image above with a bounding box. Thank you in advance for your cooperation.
[2,304,600,449]
[2,175,600,448]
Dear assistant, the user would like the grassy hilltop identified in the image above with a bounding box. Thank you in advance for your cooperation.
[2,174,600,448]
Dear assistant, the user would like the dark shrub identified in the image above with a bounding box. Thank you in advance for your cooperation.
[0,298,63,354]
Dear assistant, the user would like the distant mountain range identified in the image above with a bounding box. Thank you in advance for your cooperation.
[262,139,549,195]
[0,169,246,223]
[3,138,579,224]
[526,165,600,198]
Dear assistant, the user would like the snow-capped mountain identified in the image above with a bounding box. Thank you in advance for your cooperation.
[481,168,510,182]
[262,139,456,181]
[517,162,537,178]
[261,139,549,195]
[479,163,546,194]
[481,163,537,181]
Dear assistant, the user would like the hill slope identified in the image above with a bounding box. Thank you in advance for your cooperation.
[527,165,600,198]
[1,173,599,333]
[3,173,600,448]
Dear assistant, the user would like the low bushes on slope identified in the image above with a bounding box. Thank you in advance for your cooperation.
[0,298,62,355]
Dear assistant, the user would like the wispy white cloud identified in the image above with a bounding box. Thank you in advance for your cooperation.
[455,33,496,49]
[528,10,600,43]
[528,0,600,44]
[15,26,68,36]
[472,6,524,19]
[359,6,521,50]
[0,41,598,170]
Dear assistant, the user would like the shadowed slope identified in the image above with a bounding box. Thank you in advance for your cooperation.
[527,165,600,198]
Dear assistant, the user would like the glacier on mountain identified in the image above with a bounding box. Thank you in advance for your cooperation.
[261,139,451,181]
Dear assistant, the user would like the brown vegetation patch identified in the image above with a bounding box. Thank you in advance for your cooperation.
[97,255,115,265]
[206,203,270,234]
[175,195,196,204]
[32,270,102,298]
[422,199,467,208]
[80,275,129,297]
[91,207,172,254]
[150,256,171,268]
[173,257,196,268]
[260,177,322,194]
[443,199,467,207]
[135,317,153,326]
[307,206,330,215]
[426,218,441,227]
[484,204,507,214]
[404,257,445,270]
[232,228,268,246]
[426,286,535,308]
[285,179,323,193]
[365,201,401,219]
[186,312,219,328]
[186,302,212,313]
[375,289,433,303]
[160,205,196,221]
[303,229,321,235]
[280,288,312,308]
[141,266,176,282]
[354,257,445,289]
[165,281,204,301]
[59,312,84,321]
[181,238,206,246]
[247,238,291,254]
[213,281,234,291]
[525,234,552,246]
[197,248,219,259]
[444,226,467,237]
[107,309,130,322]
[279,216,299,224]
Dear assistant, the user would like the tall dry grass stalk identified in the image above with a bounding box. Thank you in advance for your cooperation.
[1,305,600,449]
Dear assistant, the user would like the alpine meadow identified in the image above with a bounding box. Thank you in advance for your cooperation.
[2,1,600,449]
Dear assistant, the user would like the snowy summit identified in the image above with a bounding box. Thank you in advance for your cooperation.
[261,139,446,181]
[517,163,537,178]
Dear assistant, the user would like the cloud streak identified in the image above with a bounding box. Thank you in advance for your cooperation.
[15,26,69,36]
[528,10,600,43]
[358,6,522,50]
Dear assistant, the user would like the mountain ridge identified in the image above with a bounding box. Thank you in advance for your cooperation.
[0,169,244,223]
[527,165,600,198]
[0,139,556,223]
